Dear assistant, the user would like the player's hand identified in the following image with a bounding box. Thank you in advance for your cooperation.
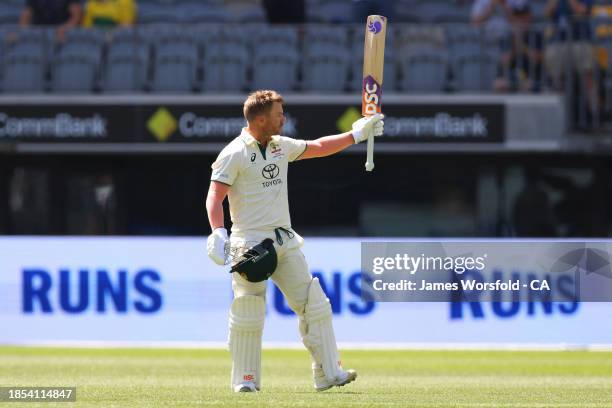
[351,113,384,144]
[207,227,228,265]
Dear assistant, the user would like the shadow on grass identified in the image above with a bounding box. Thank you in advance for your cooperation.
[270,391,363,395]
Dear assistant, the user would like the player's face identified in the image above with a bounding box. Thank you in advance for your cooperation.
[265,102,285,135]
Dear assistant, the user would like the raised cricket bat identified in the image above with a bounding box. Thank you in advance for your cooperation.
[362,15,387,172]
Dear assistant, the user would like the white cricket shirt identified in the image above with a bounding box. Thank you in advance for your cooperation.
[211,128,307,234]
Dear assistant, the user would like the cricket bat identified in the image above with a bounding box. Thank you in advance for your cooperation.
[362,15,387,172]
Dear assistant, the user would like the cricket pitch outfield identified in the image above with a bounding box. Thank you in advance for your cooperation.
[1,347,611,407]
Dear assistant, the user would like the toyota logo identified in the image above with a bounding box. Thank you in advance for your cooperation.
[262,164,280,179]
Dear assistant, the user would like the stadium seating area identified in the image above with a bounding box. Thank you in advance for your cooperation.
[0,0,559,25]
[0,22,560,94]
[0,0,610,96]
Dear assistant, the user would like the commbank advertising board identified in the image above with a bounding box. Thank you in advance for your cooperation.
[0,237,610,346]
[0,101,504,145]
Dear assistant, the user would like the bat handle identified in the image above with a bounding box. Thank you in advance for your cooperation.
[365,133,375,172]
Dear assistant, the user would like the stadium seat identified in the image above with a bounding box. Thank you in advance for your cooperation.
[224,0,261,16]
[201,56,247,92]
[432,6,471,24]
[151,55,196,92]
[447,26,486,65]
[252,52,299,92]
[399,51,449,92]
[302,26,359,92]
[138,3,180,24]
[309,0,352,23]
[397,25,447,57]
[215,25,253,51]
[0,2,21,24]
[303,52,350,92]
[450,41,484,65]
[59,29,105,65]
[253,26,300,62]
[102,54,148,92]
[304,25,349,51]
[202,43,249,92]
[453,54,498,92]
[395,2,422,23]
[414,1,450,24]
[253,42,298,62]
[254,26,298,49]
[154,28,200,62]
[530,0,547,21]
[156,40,199,61]
[235,5,266,23]
[1,55,46,92]
[178,3,232,23]
[108,27,149,49]
[3,27,50,60]
[107,29,150,61]
[64,28,105,46]
[51,55,97,93]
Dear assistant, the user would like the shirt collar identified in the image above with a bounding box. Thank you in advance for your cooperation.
[239,128,279,146]
[239,128,259,146]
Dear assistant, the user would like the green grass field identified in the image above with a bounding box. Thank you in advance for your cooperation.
[1,347,612,407]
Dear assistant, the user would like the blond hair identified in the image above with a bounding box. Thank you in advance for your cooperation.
[243,90,284,122]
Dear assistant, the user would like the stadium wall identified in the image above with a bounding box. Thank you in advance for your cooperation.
[1,237,611,348]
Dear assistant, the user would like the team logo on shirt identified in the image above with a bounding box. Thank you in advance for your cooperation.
[270,142,281,154]
[262,164,280,179]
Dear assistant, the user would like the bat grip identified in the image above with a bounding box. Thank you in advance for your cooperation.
[365,133,374,172]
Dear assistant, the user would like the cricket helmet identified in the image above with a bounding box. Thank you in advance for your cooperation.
[229,238,278,282]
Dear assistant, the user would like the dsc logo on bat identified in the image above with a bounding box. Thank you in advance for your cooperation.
[362,75,382,115]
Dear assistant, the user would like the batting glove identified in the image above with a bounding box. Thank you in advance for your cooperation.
[351,113,384,144]
[207,227,229,265]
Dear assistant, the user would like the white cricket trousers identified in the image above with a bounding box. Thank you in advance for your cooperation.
[231,239,311,314]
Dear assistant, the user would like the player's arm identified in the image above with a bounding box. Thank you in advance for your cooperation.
[299,113,384,160]
[206,181,229,231]
[206,181,230,265]
[300,132,354,159]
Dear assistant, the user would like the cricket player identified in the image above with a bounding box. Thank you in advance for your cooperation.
[206,90,383,393]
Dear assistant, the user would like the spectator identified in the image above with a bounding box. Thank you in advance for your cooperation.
[263,0,305,23]
[19,0,82,41]
[513,166,557,237]
[82,0,136,29]
[494,0,544,92]
[471,0,509,40]
[544,0,595,100]
[352,0,395,23]
[541,164,611,236]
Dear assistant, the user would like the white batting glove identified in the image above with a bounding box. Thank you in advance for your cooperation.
[351,113,384,144]
[207,227,228,265]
